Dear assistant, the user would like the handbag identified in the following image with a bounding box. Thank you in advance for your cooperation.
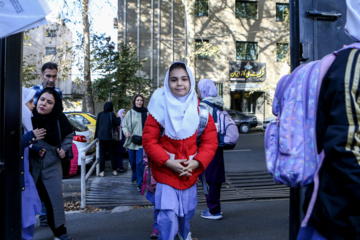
[110,113,120,141]
[131,135,142,145]
[130,111,142,145]
[57,120,74,162]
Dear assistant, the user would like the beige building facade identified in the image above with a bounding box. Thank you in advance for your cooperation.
[23,14,73,95]
[117,0,290,121]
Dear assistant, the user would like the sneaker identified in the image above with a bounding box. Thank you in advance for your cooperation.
[137,186,141,192]
[150,229,159,239]
[201,208,223,215]
[131,179,136,183]
[118,168,125,173]
[54,233,73,240]
[99,171,104,177]
[112,170,118,176]
[201,209,223,220]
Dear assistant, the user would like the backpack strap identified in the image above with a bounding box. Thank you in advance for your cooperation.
[201,100,219,122]
[197,104,209,138]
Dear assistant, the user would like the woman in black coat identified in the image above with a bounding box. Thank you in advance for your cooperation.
[95,102,120,177]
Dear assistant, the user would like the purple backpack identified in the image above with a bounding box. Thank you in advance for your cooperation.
[265,43,360,188]
[201,100,239,149]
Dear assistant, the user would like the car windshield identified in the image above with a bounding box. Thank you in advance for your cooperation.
[87,113,97,120]
[68,118,88,131]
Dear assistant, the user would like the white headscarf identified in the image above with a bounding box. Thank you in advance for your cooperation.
[345,0,360,42]
[117,109,125,127]
[147,62,199,140]
[198,78,218,99]
[22,87,36,133]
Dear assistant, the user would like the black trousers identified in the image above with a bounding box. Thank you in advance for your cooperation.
[36,177,67,237]
[99,140,117,172]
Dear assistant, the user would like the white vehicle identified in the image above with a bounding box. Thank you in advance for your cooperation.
[68,118,96,165]
[262,116,277,130]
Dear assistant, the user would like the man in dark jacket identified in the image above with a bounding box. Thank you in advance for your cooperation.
[95,102,120,177]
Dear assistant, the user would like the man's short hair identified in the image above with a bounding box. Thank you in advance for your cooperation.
[41,62,58,73]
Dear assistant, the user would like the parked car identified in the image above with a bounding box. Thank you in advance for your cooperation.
[226,109,258,133]
[64,111,97,136]
[68,117,96,166]
[262,116,277,130]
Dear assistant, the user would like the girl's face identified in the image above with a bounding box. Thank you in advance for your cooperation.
[25,98,35,112]
[169,68,190,97]
[121,110,126,118]
[135,97,143,108]
[36,92,55,115]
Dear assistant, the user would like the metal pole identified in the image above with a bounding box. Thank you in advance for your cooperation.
[184,4,187,64]
[137,0,140,59]
[150,0,154,84]
[289,0,301,239]
[81,151,86,209]
[96,141,100,176]
[171,0,174,63]
[157,0,161,88]
[0,32,23,240]
[124,0,127,44]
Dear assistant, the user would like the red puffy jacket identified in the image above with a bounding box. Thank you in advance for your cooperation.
[142,113,218,190]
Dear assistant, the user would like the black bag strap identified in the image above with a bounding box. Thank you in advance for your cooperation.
[57,120,62,149]
[130,110,134,134]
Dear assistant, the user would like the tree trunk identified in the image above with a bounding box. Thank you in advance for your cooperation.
[81,0,95,114]
[183,0,196,75]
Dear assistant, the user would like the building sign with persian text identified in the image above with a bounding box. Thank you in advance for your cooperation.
[229,61,266,82]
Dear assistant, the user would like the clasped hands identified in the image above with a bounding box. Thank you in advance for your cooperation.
[165,159,200,177]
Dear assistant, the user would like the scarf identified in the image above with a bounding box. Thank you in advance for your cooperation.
[345,0,360,42]
[31,88,72,147]
[132,101,148,129]
[117,109,125,127]
[197,78,218,99]
[22,87,36,134]
[147,62,199,140]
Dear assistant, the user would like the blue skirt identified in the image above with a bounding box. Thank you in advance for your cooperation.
[155,183,197,217]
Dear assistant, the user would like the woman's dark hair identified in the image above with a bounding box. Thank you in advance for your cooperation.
[133,94,144,107]
[36,87,63,114]
[169,62,186,73]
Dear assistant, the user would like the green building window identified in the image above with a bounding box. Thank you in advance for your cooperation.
[235,1,258,20]
[195,0,209,17]
[236,41,258,61]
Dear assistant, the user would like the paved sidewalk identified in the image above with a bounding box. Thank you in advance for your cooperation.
[34,199,289,240]
[34,132,290,239]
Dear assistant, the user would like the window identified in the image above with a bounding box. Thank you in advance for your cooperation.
[235,1,258,19]
[45,47,56,55]
[276,3,289,22]
[276,43,289,62]
[46,29,57,37]
[236,42,258,61]
[215,82,223,97]
[195,39,209,59]
[72,115,91,125]
[195,0,208,17]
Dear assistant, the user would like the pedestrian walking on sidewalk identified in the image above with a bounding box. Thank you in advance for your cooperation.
[115,109,127,172]
[143,62,218,240]
[30,88,74,240]
[95,102,121,177]
[122,95,148,192]
[197,79,226,220]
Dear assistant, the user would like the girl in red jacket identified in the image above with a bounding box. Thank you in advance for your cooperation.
[143,62,218,240]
